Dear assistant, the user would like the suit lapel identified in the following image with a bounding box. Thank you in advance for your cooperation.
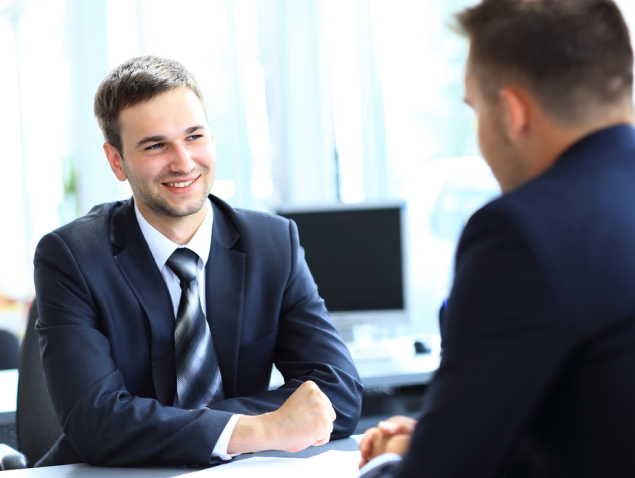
[110,199,177,406]
[206,197,246,399]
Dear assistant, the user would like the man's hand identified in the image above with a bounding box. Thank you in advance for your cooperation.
[358,415,417,469]
[227,381,336,454]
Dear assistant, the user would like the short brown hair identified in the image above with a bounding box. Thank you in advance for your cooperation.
[94,55,205,155]
[455,0,633,122]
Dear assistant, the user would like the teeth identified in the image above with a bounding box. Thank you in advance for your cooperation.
[166,179,195,188]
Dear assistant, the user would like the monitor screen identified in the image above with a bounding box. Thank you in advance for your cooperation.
[278,203,407,321]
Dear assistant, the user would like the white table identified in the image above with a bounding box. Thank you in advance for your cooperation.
[1,437,363,477]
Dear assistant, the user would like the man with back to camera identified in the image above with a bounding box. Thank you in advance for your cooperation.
[358,0,635,477]
[33,55,362,467]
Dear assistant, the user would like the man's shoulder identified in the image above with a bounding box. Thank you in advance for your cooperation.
[54,201,124,236]
[487,125,635,225]
[211,195,290,236]
[39,200,130,255]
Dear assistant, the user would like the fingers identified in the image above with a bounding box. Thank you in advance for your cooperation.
[358,427,379,468]
[359,427,376,456]
[385,434,412,457]
[272,381,337,453]
[309,382,336,430]
[322,392,336,422]
[312,433,331,447]
[371,424,389,456]
[306,382,337,432]
[386,415,418,427]
[377,416,418,437]
[360,426,392,465]
[358,416,417,469]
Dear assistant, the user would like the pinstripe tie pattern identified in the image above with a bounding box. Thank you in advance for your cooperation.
[167,248,224,409]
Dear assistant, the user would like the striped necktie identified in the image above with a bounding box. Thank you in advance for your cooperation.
[166,248,224,409]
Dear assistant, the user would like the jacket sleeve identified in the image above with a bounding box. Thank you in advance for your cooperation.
[391,205,571,478]
[35,232,234,467]
[204,218,363,438]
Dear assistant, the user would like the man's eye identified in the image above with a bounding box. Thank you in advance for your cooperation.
[188,134,203,141]
[146,143,163,151]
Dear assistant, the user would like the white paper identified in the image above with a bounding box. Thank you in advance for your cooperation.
[300,450,362,477]
[180,450,362,478]
[181,457,304,477]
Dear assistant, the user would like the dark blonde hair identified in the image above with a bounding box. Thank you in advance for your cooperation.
[94,55,205,155]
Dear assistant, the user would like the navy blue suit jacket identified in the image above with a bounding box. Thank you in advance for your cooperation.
[34,195,362,467]
[363,125,635,478]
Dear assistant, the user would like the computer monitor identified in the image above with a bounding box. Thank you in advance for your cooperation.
[277,202,410,339]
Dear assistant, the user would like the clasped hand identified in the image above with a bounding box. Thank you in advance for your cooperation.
[358,415,417,469]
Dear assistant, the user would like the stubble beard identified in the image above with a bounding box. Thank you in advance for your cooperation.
[128,168,213,219]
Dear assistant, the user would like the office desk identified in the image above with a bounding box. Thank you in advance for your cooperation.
[348,335,440,388]
[1,437,362,477]
[270,335,441,389]
[0,337,439,449]
[0,337,439,473]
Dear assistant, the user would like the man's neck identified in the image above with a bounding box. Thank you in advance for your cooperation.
[518,108,634,191]
[134,198,208,245]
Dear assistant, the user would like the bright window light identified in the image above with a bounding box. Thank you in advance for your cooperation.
[105,0,140,69]
[235,0,272,198]
[324,0,365,203]
[0,20,29,299]
[250,177,274,198]
[0,0,13,12]
[18,0,68,262]
[212,179,236,200]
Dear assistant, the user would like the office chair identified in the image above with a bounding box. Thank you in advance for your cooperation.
[0,330,19,371]
[0,301,62,470]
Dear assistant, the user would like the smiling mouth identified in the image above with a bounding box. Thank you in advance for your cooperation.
[164,179,196,188]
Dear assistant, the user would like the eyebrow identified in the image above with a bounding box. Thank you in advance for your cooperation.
[185,125,206,135]
[135,135,167,149]
[134,125,207,149]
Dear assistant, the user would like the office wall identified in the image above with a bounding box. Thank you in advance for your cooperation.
[1,0,634,338]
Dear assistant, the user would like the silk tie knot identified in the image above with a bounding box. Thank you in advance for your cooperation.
[166,248,198,284]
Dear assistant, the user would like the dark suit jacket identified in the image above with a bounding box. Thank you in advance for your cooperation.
[34,195,362,467]
[363,125,635,478]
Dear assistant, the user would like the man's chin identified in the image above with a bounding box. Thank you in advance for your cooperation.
[151,198,209,219]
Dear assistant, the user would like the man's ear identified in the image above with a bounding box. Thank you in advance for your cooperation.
[499,87,530,142]
[103,143,127,181]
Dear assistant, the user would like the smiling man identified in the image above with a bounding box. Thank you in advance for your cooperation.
[358,0,635,477]
[33,55,362,467]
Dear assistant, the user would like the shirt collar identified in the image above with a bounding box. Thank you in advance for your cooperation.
[134,198,214,271]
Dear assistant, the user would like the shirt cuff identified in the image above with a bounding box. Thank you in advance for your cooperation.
[359,453,402,477]
[211,414,243,460]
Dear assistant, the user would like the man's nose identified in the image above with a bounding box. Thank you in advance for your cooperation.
[170,142,195,173]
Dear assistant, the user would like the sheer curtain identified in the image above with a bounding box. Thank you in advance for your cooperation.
[1,0,634,335]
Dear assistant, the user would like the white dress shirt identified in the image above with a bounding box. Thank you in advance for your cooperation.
[359,453,402,476]
[134,198,241,460]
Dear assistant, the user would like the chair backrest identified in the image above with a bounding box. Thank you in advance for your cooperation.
[0,330,19,370]
[16,301,62,466]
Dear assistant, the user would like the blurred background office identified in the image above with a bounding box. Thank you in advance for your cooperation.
[1,0,634,345]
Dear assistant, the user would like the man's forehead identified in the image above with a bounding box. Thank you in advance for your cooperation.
[117,87,208,142]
